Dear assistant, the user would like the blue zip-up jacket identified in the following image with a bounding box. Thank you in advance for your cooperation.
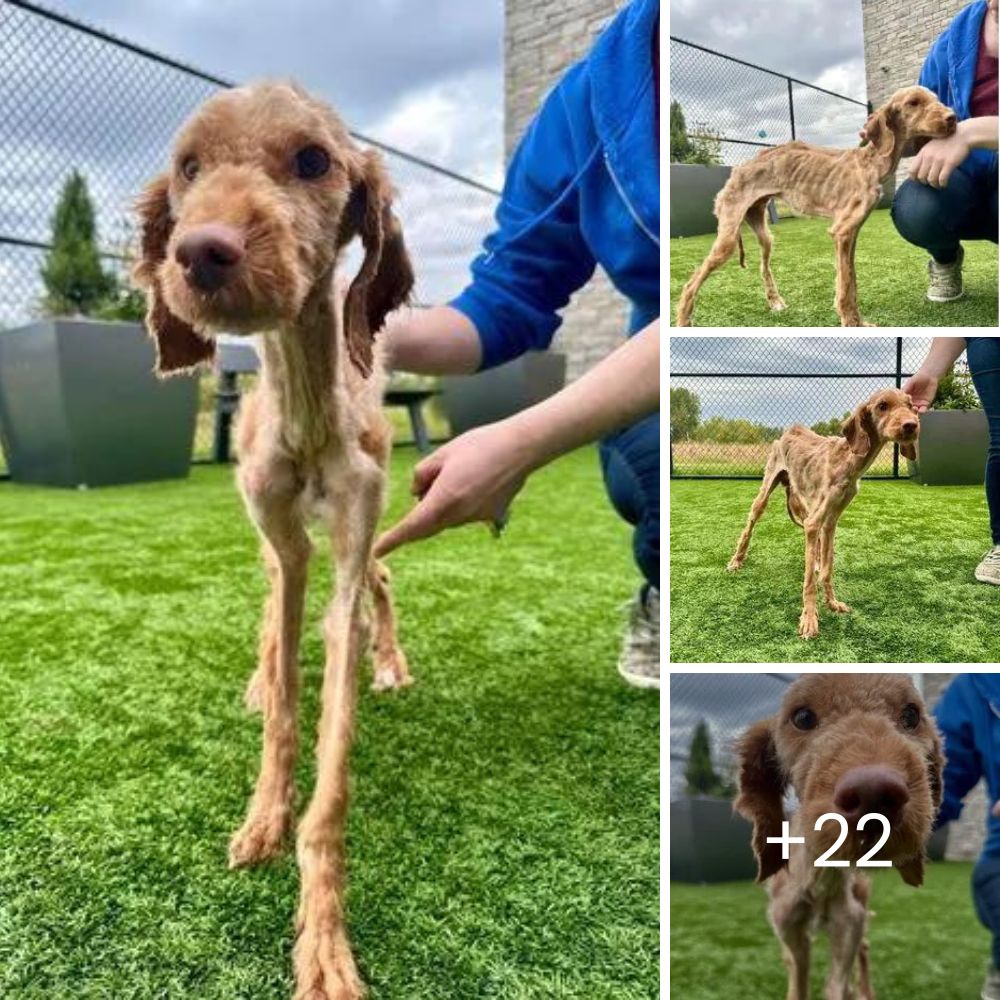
[933,673,1000,858]
[450,0,660,371]
[919,0,999,183]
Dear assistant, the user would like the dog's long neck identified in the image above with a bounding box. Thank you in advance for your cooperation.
[859,136,905,184]
[260,283,341,458]
[845,437,886,478]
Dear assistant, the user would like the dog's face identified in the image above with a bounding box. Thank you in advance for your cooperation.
[841,389,920,460]
[865,85,957,154]
[133,81,413,377]
[736,674,944,887]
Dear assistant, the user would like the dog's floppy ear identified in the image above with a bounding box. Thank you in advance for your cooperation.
[899,440,917,461]
[338,149,414,378]
[927,720,945,813]
[734,719,787,883]
[842,404,876,457]
[132,174,214,377]
[862,106,898,157]
[897,854,925,887]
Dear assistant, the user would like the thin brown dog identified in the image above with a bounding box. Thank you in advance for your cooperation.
[727,389,920,639]
[736,673,944,1000]
[675,86,957,327]
[134,81,414,1000]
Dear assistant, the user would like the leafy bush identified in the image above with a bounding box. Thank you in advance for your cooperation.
[670,100,723,166]
[934,362,981,411]
[670,386,701,441]
[692,416,782,444]
[684,720,735,799]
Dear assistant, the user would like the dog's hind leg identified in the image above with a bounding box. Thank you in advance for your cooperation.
[675,199,747,327]
[744,196,786,313]
[727,446,786,571]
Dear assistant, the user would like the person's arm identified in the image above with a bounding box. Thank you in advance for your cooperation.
[909,117,1000,187]
[374,319,659,557]
[933,676,985,828]
[902,337,967,411]
[382,304,482,375]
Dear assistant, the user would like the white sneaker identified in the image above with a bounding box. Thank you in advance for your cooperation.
[927,245,964,302]
[975,546,1000,585]
[618,587,659,690]
[982,962,1000,1000]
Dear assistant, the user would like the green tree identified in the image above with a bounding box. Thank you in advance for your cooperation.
[684,720,735,798]
[694,416,772,444]
[670,100,723,166]
[934,363,981,411]
[811,412,851,437]
[40,170,116,316]
[670,386,701,441]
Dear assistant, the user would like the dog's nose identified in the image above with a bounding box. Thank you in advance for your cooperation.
[902,421,918,437]
[175,224,244,293]
[833,765,910,826]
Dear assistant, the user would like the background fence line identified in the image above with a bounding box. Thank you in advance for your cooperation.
[669,35,871,170]
[669,336,935,480]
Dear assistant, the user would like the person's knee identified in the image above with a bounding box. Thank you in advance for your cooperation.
[891,180,948,248]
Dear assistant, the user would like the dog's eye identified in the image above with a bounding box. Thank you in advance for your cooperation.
[900,704,921,729]
[180,156,199,182]
[907,99,920,107]
[295,145,331,180]
[877,401,889,412]
[791,707,817,731]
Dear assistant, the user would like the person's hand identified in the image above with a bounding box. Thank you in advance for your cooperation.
[908,130,971,188]
[902,372,939,412]
[374,421,533,557]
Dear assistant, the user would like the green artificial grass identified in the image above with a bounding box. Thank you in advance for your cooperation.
[0,449,659,999]
[669,209,999,327]
[670,479,1000,663]
[670,862,990,999]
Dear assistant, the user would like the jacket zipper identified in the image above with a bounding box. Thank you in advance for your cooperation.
[604,151,659,247]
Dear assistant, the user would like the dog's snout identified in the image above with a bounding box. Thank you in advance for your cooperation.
[176,223,244,293]
[833,765,910,826]
[902,420,918,437]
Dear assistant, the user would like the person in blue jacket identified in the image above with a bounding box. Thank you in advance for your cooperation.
[933,673,1000,1000]
[889,0,998,303]
[376,0,661,688]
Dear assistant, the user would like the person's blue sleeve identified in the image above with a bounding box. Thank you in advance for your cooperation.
[918,31,949,103]
[449,77,597,370]
[933,676,984,827]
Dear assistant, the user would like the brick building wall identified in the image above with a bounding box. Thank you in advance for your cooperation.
[861,0,969,192]
[924,673,988,861]
[504,0,633,380]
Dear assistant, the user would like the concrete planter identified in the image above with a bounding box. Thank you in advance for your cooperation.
[670,163,732,237]
[670,796,757,883]
[441,351,566,436]
[0,319,199,487]
[907,409,988,485]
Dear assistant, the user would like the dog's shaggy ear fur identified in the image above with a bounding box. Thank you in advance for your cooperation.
[734,719,788,883]
[899,439,917,461]
[842,404,876,457]
[897,854,925,887]
[133,174,214,377]
[338,150,414,378]
[862,105,899,158]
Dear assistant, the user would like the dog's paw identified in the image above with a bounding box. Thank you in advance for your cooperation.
[228,805,290,868]
[769,297,787,312]
[294,923,365,1000]
[371,650,414,693]
[827,600,852,614]
[726,557,743,573]
[797,610,820,639]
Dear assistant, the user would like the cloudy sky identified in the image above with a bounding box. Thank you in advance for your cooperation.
[670,0,869,161]
[670,336,941,427]
[0,0,505,323]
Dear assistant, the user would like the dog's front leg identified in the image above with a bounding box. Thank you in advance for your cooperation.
[778,922,811,1000]
[293,466,381,1000]
[825,887,868,1000]
[819,519,852,614]
[798,519,821,639]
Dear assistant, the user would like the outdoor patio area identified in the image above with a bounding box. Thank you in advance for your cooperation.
[0,448,659,999]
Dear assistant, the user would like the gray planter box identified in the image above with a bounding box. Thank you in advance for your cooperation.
[0,319,199,488]
[670,796,757,883]
[907,409,988,485]
[441,351,566,436]
[670,163,732,237]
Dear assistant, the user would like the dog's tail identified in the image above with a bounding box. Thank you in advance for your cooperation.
[780,473,804,527]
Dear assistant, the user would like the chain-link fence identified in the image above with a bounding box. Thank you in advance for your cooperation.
[670,336,937,479]
[0,0,499,459]
[669,36,871,168]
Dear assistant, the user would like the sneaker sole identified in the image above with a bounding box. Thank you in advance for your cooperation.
[974,570,1000,585]
[617,662,660,690]
[926,289,964,302]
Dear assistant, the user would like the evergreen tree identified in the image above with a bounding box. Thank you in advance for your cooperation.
[684,720,734,797]
[40,170,115,316]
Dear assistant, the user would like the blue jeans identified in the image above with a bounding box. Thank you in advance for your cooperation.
[974,855,1000,967]
[599,412,659,591]
[891,168,999,264]
[966,337,1000,545]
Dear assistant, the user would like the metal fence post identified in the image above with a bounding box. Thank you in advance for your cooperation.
[787,78,796,140]
[893,336,903,478]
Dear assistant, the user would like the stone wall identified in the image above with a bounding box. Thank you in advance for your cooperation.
[861,0,970,191]
[924,673,988,861]
[504,0,634,380]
